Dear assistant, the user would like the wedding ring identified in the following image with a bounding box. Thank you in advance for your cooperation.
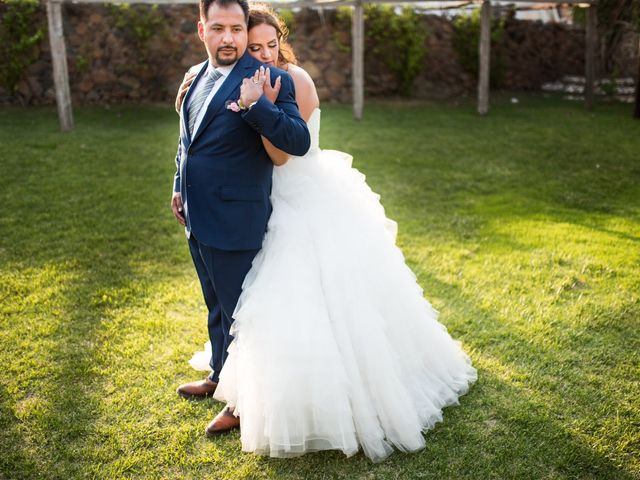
[252,79,259,84]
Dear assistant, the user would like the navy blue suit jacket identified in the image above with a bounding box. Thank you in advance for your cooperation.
[174,52,310,250]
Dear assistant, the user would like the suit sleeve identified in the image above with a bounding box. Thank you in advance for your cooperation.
[240,72,311,157]
[173,136,181,193]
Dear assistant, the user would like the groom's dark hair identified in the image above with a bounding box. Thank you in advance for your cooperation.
[200,0,249,24]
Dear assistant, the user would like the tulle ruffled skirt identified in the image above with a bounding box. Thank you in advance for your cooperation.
[192,146,477,461]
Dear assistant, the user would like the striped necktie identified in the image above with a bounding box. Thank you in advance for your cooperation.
[188,68,223,136]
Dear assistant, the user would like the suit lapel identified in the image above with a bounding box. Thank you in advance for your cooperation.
[190,53,258,145]
[181,60,209,147]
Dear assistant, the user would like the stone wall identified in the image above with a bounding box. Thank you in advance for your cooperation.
[9,3,208,105]
[1,3,635,105]
[498,15,586,90]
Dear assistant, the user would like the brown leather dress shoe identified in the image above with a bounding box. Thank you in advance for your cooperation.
[205,406,240,436]
[176,378,217,399]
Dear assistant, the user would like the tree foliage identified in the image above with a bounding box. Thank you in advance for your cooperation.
[0,0,44,97]
[335,5,429,96]
[107,4,167,55]
[364,5,428,96]
[452,9,505,87]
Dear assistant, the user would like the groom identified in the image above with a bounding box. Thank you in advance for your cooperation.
[171,0,310,435]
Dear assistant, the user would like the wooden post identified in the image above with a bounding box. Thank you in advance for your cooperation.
[46,0,73,132]
[584,4,597,109]
[352,0,364,120]
[634,36,640,119]
[478,0,491,115]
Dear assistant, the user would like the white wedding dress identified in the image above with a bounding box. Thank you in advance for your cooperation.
[189,108,477,462]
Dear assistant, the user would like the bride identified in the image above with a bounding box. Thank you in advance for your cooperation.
[176,4,477,462]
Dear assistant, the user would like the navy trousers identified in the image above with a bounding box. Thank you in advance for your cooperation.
[187,233,259,383]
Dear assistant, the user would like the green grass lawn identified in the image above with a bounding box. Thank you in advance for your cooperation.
[1,95,638,479]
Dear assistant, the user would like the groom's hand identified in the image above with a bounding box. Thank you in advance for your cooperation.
[240,66,267,108]
[171,192,186,226]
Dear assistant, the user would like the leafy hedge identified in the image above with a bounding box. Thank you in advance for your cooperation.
[336,5,429,96]
[452,9,505,88]
[0,0,44,97]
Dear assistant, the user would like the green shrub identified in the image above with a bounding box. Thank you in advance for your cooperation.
[107,4,166,55]
[452,8,505,87]
[0,0,44,96]
[335,5,428,96]
[277,8,295,37]
[365,5,428,96]
[333,7,353,53]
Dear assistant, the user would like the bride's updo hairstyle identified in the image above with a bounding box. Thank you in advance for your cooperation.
[248,3,298,67]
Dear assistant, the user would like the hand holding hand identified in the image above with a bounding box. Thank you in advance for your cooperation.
[171,192,185,226]
[263,68,281,104]
[240,66,267,108]
[176,71,196,114]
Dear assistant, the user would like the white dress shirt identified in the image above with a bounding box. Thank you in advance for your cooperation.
[185,61,236,137]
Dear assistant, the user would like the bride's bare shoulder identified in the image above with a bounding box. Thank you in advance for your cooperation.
[286,64,319,111]
[287,64,314,84]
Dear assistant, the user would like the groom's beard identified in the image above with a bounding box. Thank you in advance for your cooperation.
[216,46,239,66]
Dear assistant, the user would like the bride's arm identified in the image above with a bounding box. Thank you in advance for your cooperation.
[262,65,320,166]
[261,137,289,166]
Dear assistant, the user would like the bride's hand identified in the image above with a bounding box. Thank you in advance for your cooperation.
[176,71,196,114]
[263,68,281,104]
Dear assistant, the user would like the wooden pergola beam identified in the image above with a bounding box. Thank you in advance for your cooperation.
[58,0,196,3]
[478,0,490,115]
[46,0,73,132]
[352,0,364,120]
[635,35,640,119]
[56,0,597,6]
[584,4,597,109]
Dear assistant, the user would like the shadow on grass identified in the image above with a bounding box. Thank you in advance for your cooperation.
[0,106,187,478]
[0,384,41,478]
[185,266,637,479]
[245,370,634,479]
